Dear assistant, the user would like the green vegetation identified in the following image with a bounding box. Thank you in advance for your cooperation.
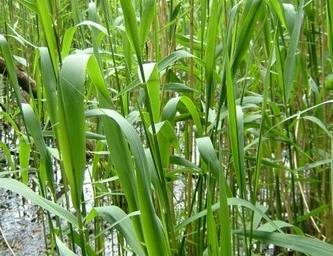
[0,0,333,255]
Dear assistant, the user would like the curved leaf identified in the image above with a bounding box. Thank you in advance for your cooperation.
[89,206,145,256]
[162,96,203,137]
[85,108,170,256]
[234,230,333,256]
[0,178,78,227]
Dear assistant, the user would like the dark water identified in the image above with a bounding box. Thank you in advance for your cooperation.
[0,188,47,255]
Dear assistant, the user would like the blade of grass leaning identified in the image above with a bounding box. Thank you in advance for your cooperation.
[16,0,37,12]
[253,40,275,203]
[0,178,78,227]
[22,103,55,195]
[77,54,146,247]
[81,47,167,250]
[0,142,16,175]
[234,230,333,256]
[0,34,23,107]
[86,207,145,256]
[257,220,303,234]
[101,117,144,243]
[146,120,180,235]
[176,198,282,232]
[216,0,263,132]
[132,7,176,246]
[87,55,140,213]
[56,236,79,256]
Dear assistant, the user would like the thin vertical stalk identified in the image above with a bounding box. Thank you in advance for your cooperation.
[186,0,195,253]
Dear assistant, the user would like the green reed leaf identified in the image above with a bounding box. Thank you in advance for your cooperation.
[86,108,170,256]
[22,103,55,194]
[120,0,142,67]
[204,0,221,123]
[139,0,155,46]
[56,236,79,256]
[19,136,30,185]
[58,54,87,210]
[88,206,145,256]
[119,50,194,96]
[196,137,232,256]
[265,0,288,29]
[162,96,203,137]
[139,62,160,123]
[36,0,59,74]
[38,47,58,128]
[0,35,23,106]
[327,1,333,64]
[283,0,304,102]
[231,0,263,72]
[226,54,246,199]
[0,178,78,227]
[153,120,181,168]
[234,230,333,256]
[16,0,37,12]
[283,3,297,34]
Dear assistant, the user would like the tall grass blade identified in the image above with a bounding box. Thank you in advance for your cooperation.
[139,63,160,123]
[0,35,23,106]
[231,0,263,72]
[204,0,221,125]
[196,137,232,256]
[19,136,30,185]
[119,0,143,67]
[21,103,55,195]
[327,0,333,65]
[35,0,60,71]
[58,54,87,211]
[139,0,155,47]
[225,53,246,199]
[283,0,304,102]
[38,47,58,128]
[86,108,170,255]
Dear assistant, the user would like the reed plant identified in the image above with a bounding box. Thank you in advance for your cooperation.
[0,0,333,255]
